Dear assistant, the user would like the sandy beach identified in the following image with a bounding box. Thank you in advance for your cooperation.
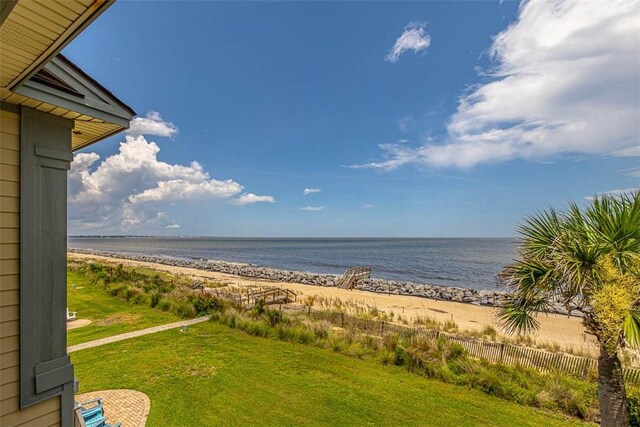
[68,252,598,356]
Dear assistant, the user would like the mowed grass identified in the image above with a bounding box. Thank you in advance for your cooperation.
[72,320,587,427]
[67,270,181,346]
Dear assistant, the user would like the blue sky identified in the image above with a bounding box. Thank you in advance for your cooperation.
[65,0,639,237]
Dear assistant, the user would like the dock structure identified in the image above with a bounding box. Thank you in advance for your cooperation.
[336,267,372,290]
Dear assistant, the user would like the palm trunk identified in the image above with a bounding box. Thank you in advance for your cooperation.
[598,345,628,426]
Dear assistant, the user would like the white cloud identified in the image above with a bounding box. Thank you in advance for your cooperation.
[612,146,640,158]
[300,205,325,212]
[385,22,431,63]
[128,111,178,137]
[585,187,639,201]
[362,204,374,209]
[231,193,276,206]
[303,187,321,195]
[360,0,640,169]
[166,224,181,229]
[398,116,416,133]
[621,166,640,178]
[69,134,248,231]
[129,179,241,204]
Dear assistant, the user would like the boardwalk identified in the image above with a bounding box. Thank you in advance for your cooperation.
[68,316,210,353]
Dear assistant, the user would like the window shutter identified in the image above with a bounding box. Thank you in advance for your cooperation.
[20,106,74,414]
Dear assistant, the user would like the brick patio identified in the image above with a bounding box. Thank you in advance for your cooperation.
[76,389,150,427]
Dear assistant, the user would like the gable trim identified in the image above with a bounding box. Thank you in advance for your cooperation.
[14,57,134,128]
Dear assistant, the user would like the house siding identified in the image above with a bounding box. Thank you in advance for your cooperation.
[0,109,61,427]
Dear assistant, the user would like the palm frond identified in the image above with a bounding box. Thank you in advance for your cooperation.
[623,310,640,349]
[497,300,542,335]
[517,208,563,259]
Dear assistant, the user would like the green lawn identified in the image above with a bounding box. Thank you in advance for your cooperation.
[72,320,587,426]
[67,270,181,346]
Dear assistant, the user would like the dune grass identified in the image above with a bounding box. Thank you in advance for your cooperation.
[71,320,587,427]
[67,270,181,346]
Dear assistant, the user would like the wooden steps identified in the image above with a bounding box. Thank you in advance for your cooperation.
[336,267,372,290]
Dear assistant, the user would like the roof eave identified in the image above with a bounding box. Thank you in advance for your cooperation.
[6,0,116,92]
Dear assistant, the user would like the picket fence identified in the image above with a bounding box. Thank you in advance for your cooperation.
[307,309,640,385]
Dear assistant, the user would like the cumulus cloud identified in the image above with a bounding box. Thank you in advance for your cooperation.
[585,187,639,201]
[68,134,256,231]
[359,0,640,170]
[128,111,178,137]
[303,187,321,195]
[300,205,325,212]
[231,193,276,206]
[385,22,431,63]
[166,224,181,229]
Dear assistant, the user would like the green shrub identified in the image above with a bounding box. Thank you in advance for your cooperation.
[244,319,271,337]
[253,299,266,316]
[322,333,347,353]
[378,349,396,366]
[171,301,196,318]
[221,309,240,328]
[122,286,142,301]
[266,308,283,326]
[310,321,330,340]
[481,325,498,340]
[278,324,315,344]
[133,293,150,306]
[157,298,172,312]
[150,292,161,308]
[447,343,467,360]
[192,295,226,315]
[107,284,127,297]
[382,333,399,352]
[628,386,640,427]
[344,342,370,359]
[358,335,378,351]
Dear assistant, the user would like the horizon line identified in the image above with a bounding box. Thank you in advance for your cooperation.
[68,235,518,239]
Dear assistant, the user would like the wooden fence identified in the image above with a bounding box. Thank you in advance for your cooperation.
[306,309,640,385]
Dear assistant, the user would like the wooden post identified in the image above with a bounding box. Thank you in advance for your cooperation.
[581,358,590,379]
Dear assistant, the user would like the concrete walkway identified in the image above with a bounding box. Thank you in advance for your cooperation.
[68,316,210,353]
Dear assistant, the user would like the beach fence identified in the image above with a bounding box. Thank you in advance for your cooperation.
[306,309,640,385]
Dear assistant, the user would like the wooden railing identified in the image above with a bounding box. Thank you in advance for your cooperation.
[246,288,297,307]
[336,267,372,290]
[207,285,298,308]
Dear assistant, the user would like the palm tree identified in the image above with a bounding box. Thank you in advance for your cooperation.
[499,192,640,427]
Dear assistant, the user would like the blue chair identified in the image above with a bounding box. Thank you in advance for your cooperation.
[75,398,122,427]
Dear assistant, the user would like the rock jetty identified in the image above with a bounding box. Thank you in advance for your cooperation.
[68,248,578,316]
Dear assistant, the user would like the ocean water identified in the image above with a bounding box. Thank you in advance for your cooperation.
[68,237,518,291]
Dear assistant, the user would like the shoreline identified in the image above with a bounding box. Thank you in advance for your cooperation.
[67,248,578,317]
[67,250,597,356]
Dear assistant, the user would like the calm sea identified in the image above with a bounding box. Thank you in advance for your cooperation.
[67,237,518,291]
